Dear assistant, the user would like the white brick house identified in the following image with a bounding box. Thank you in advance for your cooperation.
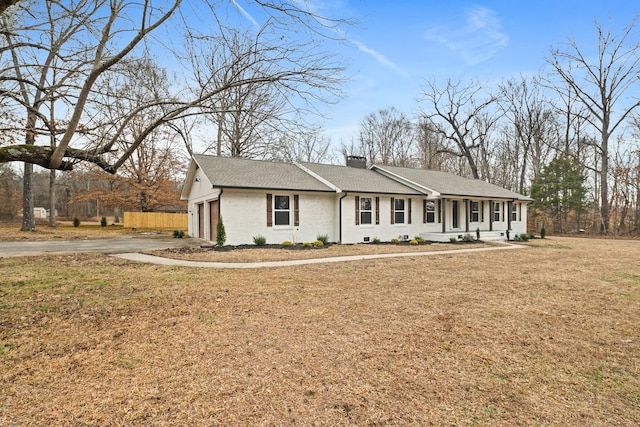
[181,155,531,245]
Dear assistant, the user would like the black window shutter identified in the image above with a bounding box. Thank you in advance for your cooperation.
[390,197,395,224]
[294,195,299,226]
[266,193,273,227]
[355,196,360,225]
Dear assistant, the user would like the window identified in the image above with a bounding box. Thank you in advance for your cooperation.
[425,200,435,223]
[394,198,405,224]
[274,195,290,226]
[360,197,372,225]
[511,203,518,221]
[471,201,479,222]
[493,201,501,222]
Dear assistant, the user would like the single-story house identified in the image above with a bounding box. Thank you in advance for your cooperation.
[180,154,532,245]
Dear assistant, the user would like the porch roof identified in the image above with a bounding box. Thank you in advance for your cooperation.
[372,165,533,201]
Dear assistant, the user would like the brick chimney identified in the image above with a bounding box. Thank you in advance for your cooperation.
[346,155,367,169]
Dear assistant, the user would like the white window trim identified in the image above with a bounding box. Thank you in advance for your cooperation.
[273,194,292,227]
[360,197,373,226]
[394,198,406,225]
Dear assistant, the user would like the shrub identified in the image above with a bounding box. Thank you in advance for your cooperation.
[409,239,419,245]
[216,217,226,246]
[462,234,474,242]
[173,230,185,238]
[73,217,80,227]
[312,240,324,247]
[475,227,480,241]
[303,241,313,248]
[372,237,381,244]
[540,226,546,239]
[414,236,426,244]
[282,240,293,247]
[100,217,107,227]
[390,238,400,244]
[449,237,458,243]
[316,234,329,245]
[253,235,267,246]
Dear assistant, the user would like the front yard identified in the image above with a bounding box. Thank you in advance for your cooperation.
[1,236,639,425]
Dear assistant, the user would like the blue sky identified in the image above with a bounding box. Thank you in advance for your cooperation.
[303,0,640,147]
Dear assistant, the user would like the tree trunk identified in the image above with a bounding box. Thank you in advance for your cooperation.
[20,162,35,231]
[48,169,56,227]
[600,133,609,233]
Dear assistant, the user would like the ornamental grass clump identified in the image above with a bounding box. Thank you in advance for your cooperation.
[253,235,267,246]
[316,234,329,245]
[312,240,324,247]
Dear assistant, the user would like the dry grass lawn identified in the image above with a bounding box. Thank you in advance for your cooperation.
[1,234,639,425]
[0,222,132,241]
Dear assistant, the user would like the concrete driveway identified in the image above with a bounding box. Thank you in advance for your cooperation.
[0,235,201,258]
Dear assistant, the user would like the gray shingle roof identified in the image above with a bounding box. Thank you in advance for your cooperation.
[373,164,531,200]
[301,162,423,195]
[193,154,333,192]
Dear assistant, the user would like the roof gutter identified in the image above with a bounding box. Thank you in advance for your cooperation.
[338,192,348,244]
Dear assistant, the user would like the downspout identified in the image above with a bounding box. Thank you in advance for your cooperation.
[339,192,348,244]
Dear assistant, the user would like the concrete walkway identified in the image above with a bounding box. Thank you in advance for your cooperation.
[112,243,525,269]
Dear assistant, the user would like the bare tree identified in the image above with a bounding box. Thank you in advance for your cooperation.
[419,79,498,179]
[355,107,416,166]
[498,75,558,193]
[415,119,453,170]
[0,0,347,229]
[547,18,640,232]
[269,129,332,163]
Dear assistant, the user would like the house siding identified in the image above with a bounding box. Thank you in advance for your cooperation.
[340,194,425,243]
[217,189,336,246]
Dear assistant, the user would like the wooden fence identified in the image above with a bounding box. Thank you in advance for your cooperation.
[124,212,188,230]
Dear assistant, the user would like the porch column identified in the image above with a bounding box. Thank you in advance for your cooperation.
[489,200,493,232]
[464,199,469,232]
[441,198,446,232]
[507,201,512,231]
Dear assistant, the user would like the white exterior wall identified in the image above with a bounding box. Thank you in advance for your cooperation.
[340,194,425,244]
[219,189,337,246]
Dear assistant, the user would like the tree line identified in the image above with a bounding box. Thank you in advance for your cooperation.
[346,19,640,235]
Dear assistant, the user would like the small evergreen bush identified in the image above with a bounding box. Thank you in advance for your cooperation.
[540,226,546,239]
[303,241,313,248]
[312,240,324,247]
[391,238,400,244]
[372,237,381,244]
[449,237,458,243]
[100,217,107,227]
[216,217,226,246]
[173,230,185,238]
[253,235,267,246]
[73,217,80,227]
[282,241,293,247]
[476,227,480,241]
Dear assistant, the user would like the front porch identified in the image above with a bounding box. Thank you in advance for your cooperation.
[420,229,508,243]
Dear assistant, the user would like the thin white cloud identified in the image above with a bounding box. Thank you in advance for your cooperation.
[230,0,260,28]
[424,5,508,65]
[351,39,408,77]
